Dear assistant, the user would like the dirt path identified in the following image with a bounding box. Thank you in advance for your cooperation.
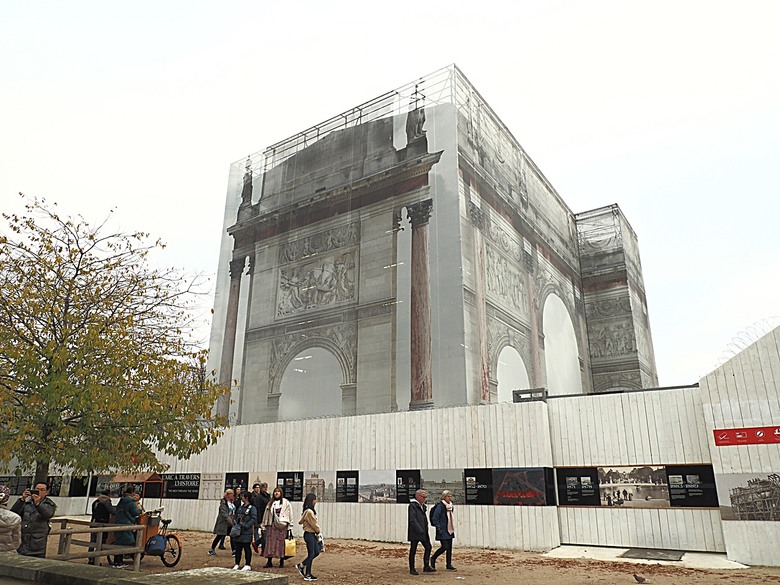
[69,531,780,584]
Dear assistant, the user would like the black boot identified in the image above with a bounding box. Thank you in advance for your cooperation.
[279,558,284,568]
[264,559,273,568]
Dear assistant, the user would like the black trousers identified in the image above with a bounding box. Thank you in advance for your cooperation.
[409,536,431,569]
[431,539,453,566]
[234,542,252,567]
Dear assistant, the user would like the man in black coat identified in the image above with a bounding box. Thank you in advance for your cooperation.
[10,481,57,558]
[407,489,434,575]
[88,489,115,565]
[251,483,270,553]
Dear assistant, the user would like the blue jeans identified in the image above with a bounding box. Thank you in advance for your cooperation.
[303,531,320,576]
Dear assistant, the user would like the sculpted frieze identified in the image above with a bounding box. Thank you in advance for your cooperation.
[586,296,632,319]
[589,322,637,359]
[485,245,528,316]
[279,222,360,264]
[277,251,356,316]
[485,217,523,262]
[594,371,641,391]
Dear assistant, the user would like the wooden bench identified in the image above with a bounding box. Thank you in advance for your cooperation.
[50,517,145,571]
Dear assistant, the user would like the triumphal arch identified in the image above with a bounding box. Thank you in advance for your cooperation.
[210,66,658,423]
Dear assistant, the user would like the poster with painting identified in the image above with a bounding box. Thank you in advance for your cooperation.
[421,469,465,504]
[358,470,396,503]
[716,472,780,521]
[249,471,278,500]
[492,468,549,506]
[597,465,669,508]
[303,470,336,502]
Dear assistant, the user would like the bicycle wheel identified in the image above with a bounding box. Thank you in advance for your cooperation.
[160,534,182,567]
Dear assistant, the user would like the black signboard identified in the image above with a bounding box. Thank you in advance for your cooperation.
[666,465,719,508]
[276,471,304,502]
[492,468,549,506]
[225,472,249,493]
[0,475,33,495]
[162,473,200,499]
[464,468,493,505]
[396,470,421,503]
[556,467,601,506]
[336,471,359,503]
[46,476,63,497]
[69,476,91,498]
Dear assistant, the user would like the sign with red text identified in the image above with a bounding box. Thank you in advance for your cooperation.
[713,426,780,446]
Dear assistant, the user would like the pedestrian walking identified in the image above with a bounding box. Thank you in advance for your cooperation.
[209,489,235,556]
[296,493,321,581]
[407,489,433,575]
[232,491,258,571]
[430,490,456,571]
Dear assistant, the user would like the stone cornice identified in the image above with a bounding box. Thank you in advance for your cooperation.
[228,151,443,247]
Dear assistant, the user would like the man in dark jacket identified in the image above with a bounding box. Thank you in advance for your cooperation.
[407,489,434,575]
[10,481,57,558]
[88,489,115,565]
[251,483,270,553]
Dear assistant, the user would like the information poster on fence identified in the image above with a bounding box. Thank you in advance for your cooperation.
[396,470,421,503]
[463,468,493,505]
[162,473,201,499]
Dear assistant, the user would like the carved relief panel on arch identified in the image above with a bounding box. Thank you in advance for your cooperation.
[484,245,529,319]
[276,250,357,317]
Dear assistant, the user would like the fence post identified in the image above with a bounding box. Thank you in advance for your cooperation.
[56,520,68,555]
[133,527,143,571]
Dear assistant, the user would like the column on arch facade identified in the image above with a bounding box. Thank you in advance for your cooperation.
[407,199,434,410]
[217,256,246,418]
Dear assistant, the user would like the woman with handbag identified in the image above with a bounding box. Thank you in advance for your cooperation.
[296,493,321,582]
[232,491,258,571]
[261,486,293,568]
[209,489,235,556]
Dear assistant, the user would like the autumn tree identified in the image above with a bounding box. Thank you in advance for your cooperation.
[0,195,228,483]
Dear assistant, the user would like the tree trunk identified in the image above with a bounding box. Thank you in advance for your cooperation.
[34,461,50,486]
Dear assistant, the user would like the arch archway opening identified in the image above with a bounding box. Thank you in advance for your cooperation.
[542,293,583,396]
[278,347,343,421]
[496,346,530,403]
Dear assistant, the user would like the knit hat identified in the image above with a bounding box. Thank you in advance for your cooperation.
[0,485,10,506]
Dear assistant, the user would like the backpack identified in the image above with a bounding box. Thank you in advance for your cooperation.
[429,502,441,524]
[145,534,167,556]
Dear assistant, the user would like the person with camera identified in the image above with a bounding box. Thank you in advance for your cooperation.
[10,482,57,558]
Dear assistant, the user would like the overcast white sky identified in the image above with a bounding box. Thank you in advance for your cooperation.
[2,0,778,386]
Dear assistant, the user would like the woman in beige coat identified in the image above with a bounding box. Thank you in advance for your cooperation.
[295,493,321,581]
[260,486,293,568]
[0,486,22,553]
